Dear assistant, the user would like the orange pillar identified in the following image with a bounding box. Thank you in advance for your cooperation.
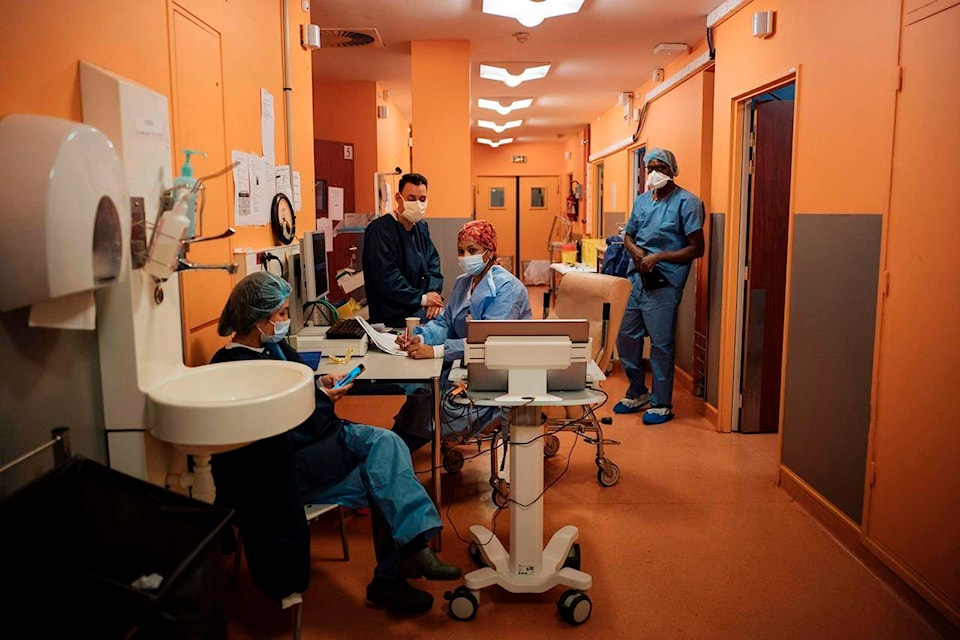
[410,40,471,218]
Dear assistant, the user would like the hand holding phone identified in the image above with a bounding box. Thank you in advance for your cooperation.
[333,363,365,388]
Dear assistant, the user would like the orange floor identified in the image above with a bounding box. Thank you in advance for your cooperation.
[225,286,946,639]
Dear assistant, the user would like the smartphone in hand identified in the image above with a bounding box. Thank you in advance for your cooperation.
[332,363,365,388]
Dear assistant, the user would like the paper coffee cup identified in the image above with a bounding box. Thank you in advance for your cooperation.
[405,316,420,337]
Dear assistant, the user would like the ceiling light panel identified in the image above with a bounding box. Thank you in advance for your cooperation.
[477,98,533,115]
[482,0,585,28]
[480,64,551,88]
[477,137,515,148]
[477,119,523,133]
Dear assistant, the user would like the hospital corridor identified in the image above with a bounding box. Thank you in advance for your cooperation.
[220,285,946,640]
[1,0,958,638]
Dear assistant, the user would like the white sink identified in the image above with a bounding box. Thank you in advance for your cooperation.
[148,360,316,453]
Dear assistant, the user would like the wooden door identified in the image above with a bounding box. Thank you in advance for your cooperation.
[314,139,355,220]
[519,176,559,264]
[740,98,794,433]
[476,176,518,274]
[866,5,960,623]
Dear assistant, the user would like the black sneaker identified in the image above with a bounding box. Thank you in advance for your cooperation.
[365,577,433,613]
[398,547,463,581]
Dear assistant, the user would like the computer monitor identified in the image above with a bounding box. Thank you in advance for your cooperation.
[300,230,329,302]
[464,319,590,395]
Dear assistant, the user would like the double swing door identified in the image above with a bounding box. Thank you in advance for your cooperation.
[476,176,560,276]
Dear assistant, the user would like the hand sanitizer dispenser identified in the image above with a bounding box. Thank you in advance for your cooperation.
[0,114,129,312]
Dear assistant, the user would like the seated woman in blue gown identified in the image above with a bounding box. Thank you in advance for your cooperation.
[209,272,460,614]
[392,219,532,452]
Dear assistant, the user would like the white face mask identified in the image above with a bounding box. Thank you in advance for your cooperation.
[400,200,427,223]
[259,318,290,344]
[459,253,487,276]
[645,170,671,191]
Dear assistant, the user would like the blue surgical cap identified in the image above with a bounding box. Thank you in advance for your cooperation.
[644,148,679,177]
[218,271,292,336]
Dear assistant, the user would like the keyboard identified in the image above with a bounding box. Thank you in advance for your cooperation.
[326,318,366,339]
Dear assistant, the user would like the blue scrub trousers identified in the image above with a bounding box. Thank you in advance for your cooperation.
[616,276,684,408]
[297,423,441,577]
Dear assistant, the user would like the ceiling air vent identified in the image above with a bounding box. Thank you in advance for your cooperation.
[319,28,384,48]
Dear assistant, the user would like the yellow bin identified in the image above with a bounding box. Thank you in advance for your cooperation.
[580,238,605,269]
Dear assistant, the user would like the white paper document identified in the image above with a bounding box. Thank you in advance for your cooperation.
[316,217,334,252]
[248,155,268,226]
[231,151,252,226]
[276,165,293,204]
[329,186,344,220]
[292,171,302,212]
[261,88,275,165]
[356,317,407,356]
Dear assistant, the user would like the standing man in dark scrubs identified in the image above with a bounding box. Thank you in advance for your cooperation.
[363,173,444,328]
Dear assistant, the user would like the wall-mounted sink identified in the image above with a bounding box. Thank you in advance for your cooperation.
[148,360,315,453]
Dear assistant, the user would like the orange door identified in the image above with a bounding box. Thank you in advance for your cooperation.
[475,176,518,274]
[518,175,560,264]
[865,5,960,624]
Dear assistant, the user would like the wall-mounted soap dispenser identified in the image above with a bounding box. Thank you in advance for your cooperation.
[0,114,129,313]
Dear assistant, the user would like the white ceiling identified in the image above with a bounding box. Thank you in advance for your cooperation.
[309,0,717,144]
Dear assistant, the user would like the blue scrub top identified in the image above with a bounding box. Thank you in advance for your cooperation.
[623,184,704,288]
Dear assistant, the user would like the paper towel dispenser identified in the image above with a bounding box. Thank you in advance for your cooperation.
[0,114,129,312]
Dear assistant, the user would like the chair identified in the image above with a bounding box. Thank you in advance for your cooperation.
[458,271,632,506]
[232,503,349,640]
[545,271,632,485]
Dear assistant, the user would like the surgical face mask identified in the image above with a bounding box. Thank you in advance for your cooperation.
[259,318,290,344]
[400,200,427,224]
[645,170,672,191]
[459,253,487,276]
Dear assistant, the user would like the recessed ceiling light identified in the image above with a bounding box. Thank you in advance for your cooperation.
[477,137,515,148]
[477,98,533,115]
[480,63,551,88]
[482,0,585,28]
[477,119,523,133]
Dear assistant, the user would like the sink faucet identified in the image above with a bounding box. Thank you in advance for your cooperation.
[177,257,238,274]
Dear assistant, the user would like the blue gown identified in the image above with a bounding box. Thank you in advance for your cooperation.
[362,214,443,328]
[393,265,533,445]
[210,341,442,590]
[616,185,704,408]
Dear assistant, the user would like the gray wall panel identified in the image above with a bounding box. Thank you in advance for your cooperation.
[427,217,473,301]
[0,307,107,498]
[781,214,881,524]
[707,214,724,407]
[676,266,696,375]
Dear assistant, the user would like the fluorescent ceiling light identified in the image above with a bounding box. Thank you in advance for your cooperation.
[480,63,551,88]
[482,0,585,28]
[477,119,523,133]
[477,98,533,115]
[477,137,515,148]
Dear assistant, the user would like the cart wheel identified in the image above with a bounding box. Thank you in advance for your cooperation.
[557,589,592,625]
[543,434,560,457]
[468,542,486,567]
[562,542,581,570]
[597,462,621,487]
[446,586,478,621]
[443,449,464,474]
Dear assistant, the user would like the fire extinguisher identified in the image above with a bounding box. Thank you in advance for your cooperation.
[566,192,578,220]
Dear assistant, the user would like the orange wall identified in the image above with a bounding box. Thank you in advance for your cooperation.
[711,0,900,428]
[411,41,472,218]
[471,140,567,177]
[376,84,411,177]
[0,0,317,367]
[314,80,378,213]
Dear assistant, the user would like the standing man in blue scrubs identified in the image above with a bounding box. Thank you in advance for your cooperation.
[363,173,444,328]
[614,148,705,424]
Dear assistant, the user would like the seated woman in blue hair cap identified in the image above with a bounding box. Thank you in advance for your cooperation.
[209,271,460,614]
